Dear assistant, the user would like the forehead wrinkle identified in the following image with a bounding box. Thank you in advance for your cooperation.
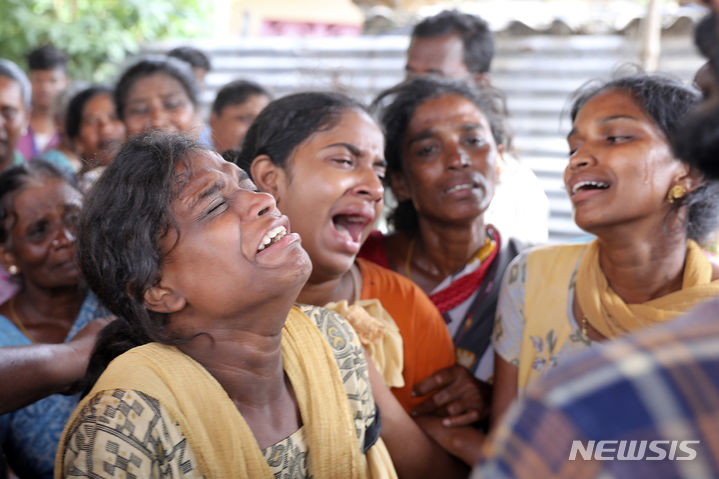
[322,141,361,157]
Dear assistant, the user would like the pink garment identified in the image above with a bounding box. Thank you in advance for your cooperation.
[17,127,60,160]
[0,265,19,304]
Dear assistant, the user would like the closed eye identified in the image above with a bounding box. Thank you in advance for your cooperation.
[205,200,228,217]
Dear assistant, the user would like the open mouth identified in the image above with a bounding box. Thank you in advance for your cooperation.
[332,214,369,243]
[444,183,475,194]
[571,180,609,195]
[257,225,287,252]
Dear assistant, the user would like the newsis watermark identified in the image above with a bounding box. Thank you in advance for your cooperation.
[569,440,700,461]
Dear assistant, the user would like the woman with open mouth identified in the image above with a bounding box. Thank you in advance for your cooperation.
[491,73,719,430]
[237,91,456,415]
[56,132,467,478]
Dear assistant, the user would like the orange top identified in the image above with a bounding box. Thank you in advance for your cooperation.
[357,258,455,412]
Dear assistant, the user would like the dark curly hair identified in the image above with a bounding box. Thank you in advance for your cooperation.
[373,76,507,234]
[570,72,719,242]
[78,132,204,392]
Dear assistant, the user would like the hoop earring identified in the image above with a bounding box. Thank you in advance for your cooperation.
[667,185,686,204]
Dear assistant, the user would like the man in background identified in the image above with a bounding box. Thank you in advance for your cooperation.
[18,45,69,160]
[406,10,550,244]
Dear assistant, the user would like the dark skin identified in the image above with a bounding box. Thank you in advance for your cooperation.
[491,90,719,428]
[145,151,467,477]
[0,179,86,343]
[0,178,112,414]
[381,94,502,429]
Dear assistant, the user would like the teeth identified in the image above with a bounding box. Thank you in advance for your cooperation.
[571,180,609,195]
[446,184,473,193]
[257,226,287,252]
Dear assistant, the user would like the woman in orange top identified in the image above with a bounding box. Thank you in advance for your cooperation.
[236,91,455,412]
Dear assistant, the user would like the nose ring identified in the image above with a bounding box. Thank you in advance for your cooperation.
[52,239,60,247]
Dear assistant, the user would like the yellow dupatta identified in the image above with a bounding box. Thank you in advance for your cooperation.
[56,306,397,479]
[519,240,719,390]
[577,239,719,338]
[519,243,586,390]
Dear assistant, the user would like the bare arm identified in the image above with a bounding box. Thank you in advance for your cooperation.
[0,318,110,414]
[413,415,485,466]
[367,355,469,478]
[490,353,519,430]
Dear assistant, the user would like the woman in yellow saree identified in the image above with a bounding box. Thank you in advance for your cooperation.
[55,133,466,478]
[491,73,719,426]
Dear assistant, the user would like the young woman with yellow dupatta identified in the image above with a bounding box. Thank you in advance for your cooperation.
[491,73,719,426]
[54,133,467,478]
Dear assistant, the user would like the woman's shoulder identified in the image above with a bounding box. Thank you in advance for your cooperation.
[59,388,203,478]
[519,242,589,272]
[356,256,425,301]
[296,304,364,354]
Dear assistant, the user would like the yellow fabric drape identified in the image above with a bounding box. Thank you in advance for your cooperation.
[324,299,405,388]
[56,306,397,479]
[519,244,585,390]
[577,239,719,338]
[519,240,719,390]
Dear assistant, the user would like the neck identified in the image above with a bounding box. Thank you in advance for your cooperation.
[175,299,294,407]
[414,216,487,279]
[297,266,356,306]
[17,281,86,323]
[30,110,54,132]
[595,224,689,304]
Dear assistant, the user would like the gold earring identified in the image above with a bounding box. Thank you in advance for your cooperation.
[8,265,19,275]
[667,185,686,204]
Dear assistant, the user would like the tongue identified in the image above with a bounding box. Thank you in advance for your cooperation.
[333,215,366,243]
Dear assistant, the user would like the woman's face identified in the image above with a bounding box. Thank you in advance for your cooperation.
[210,94,270,154]
[122,73,198,137]
[564,89,687,234]
[77,93,126,167]
[156,150,311,318]
[0,76,27,166]
[2,178,82,289]
[395,93,500,226]
[266,109,385,281]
